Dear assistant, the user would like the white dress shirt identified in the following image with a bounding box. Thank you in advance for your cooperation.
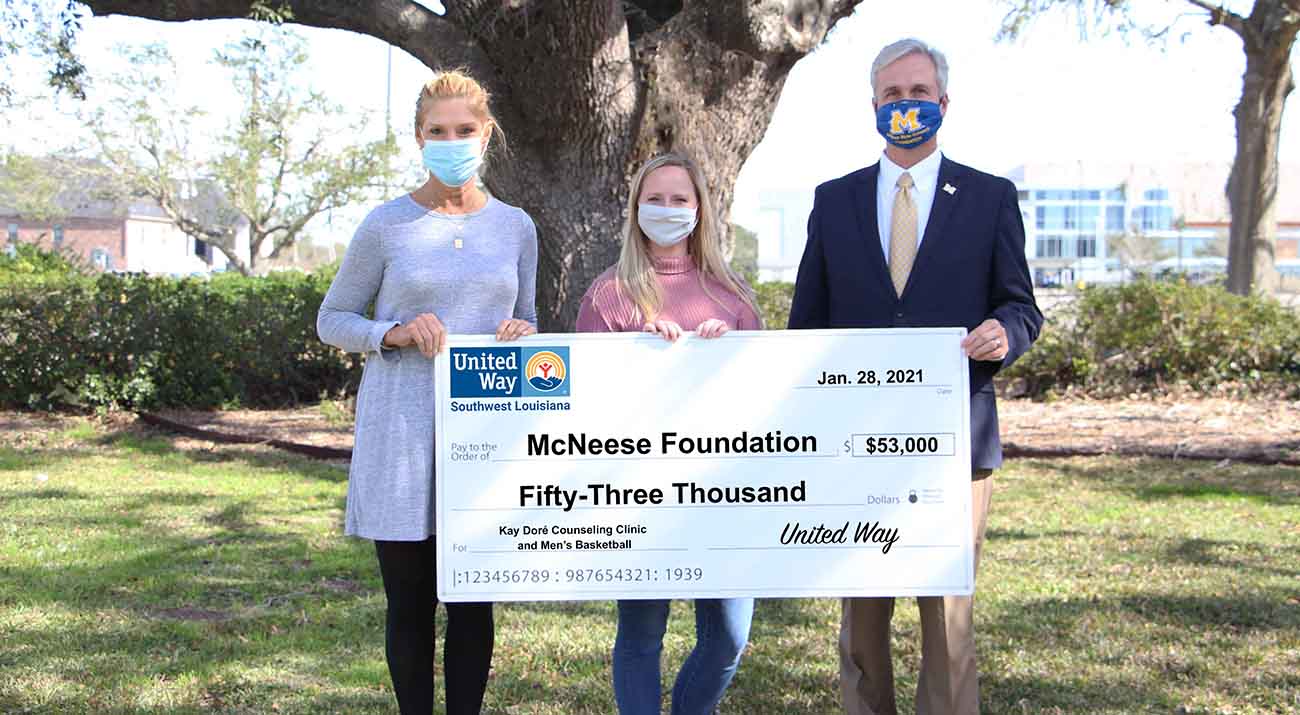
[877,149,943,263]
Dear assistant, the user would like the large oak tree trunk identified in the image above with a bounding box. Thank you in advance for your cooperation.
[81,0,862,329]
[1225,35,1295,295]
[1215,0,1299,295]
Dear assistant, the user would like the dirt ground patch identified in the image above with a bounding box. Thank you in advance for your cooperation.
[999,396,1300,462]
[151,406,352,450]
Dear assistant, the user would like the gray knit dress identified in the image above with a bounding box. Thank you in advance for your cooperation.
[317,194,538,541]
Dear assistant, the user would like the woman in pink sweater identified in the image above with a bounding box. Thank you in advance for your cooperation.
[575,153,761,715]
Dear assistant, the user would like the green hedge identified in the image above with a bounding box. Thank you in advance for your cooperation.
[7,243,1295,409]
[0,249,358,410]
[740,276,1300,398]
[754,281,794,329]
[1005,279,1300,397]
[0,244,799,411]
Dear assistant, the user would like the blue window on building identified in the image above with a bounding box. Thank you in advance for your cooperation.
[1079,206,1099,230]
[1076,236,1097,257]
[1036,235,1064,258]
[1150,206,1173,230]
[1038,206,1098,230]
[1158,207,1175,230]
[6,223,16,243]
[1106,188,1125,201]
[91,248,111,271]
[1143,188,1169,201]
[53,225,64,248]
[1035,189,1101,201]
[1106,205,1125,232]
[1131,206,1174,231]
[194,238,211,261]
[1037,206,1062,229]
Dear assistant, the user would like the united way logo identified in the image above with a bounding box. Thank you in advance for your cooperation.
[524,349,567,392]
[522,347,569,397]
[449,345,571,398]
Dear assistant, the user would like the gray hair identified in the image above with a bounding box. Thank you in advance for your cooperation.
[870,38,949,97]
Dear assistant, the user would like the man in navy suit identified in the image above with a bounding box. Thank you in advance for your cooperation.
[788,38,1042,715]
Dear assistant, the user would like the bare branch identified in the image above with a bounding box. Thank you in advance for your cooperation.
[262,131,295,220]
[81,0,494,78]
[690,0,862,60]
[1181,0,1247,37]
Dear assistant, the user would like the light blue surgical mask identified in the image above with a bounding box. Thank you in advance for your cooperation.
[421,138,483,187]
[638,204,698,247]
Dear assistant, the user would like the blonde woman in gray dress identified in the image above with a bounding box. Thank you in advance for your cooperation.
[317,70,537,715]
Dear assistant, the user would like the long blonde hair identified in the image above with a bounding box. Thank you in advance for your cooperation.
[615,153,761,326]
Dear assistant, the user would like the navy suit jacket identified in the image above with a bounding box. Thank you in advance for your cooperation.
[788,157,1043,470]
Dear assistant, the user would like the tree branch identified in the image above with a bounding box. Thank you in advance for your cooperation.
[624,0,681,41]
[1182,0,1247,37]
[691,0,862,61]
[262,132,293,220]
[81,0,494,79]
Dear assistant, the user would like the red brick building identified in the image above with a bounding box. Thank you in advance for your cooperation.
[3,199,242,274]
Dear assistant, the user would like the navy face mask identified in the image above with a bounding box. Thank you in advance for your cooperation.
[875,99,943,149]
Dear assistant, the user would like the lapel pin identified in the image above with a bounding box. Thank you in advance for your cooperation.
[943,183,957,195]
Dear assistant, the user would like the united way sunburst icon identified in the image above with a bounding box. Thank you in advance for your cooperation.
[521,347,570,397]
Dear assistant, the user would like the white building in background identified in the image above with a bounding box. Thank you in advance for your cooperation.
[4,198,257,275]
[1010,161,1300,287]
[754,189,814,282]
[1,162,260,275]
[752,161,1300,287]
[118,201,251,274]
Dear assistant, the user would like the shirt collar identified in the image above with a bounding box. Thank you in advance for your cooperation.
[651,254,695,275]
[879,148,943,190]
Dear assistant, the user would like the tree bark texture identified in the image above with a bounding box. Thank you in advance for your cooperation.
[1212,0,1298,295]
[81,0,863,328]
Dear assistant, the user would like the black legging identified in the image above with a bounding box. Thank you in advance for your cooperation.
[374,537,494,715]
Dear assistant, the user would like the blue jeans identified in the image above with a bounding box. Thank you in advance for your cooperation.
[613,598,754,715]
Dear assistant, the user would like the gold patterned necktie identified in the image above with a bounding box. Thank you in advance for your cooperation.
[889,171,918,298]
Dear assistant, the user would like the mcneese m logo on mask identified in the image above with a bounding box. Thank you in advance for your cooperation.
[890,108,922,134]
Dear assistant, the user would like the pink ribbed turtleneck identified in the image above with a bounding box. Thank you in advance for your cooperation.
[574,254,761,333]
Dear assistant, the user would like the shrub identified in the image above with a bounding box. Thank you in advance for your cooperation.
[0,254,359,411]
[1004,279,1300,397]
[755,281,794,329]
[0,242,89,285]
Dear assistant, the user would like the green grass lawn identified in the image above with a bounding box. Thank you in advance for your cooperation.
[1,419,1297,714]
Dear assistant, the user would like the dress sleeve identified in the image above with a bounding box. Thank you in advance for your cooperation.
[513,210,539,328]
[317,214,400,355]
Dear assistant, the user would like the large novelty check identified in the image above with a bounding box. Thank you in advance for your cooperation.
[435,329,973,602]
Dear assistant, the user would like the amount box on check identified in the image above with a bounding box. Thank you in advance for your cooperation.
[850,433,956,457]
